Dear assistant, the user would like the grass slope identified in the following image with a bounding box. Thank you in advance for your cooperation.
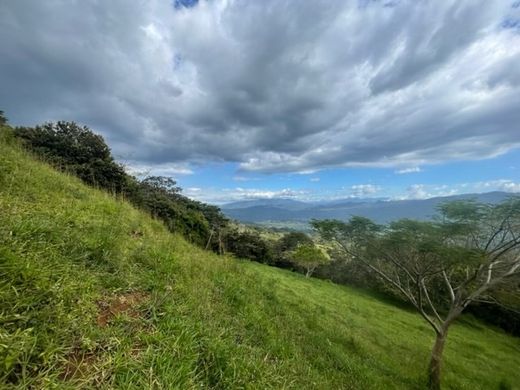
[1,129,519,389]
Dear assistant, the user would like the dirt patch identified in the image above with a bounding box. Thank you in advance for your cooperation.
[96,291,149,327]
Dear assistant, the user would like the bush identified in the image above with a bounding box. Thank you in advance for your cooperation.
[14,121,127,192]
[224,229,274,264]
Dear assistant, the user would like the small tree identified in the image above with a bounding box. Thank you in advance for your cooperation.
[312,198,520,389]
[291,243,330,278]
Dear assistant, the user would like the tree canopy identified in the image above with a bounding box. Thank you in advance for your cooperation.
[14,121,128,192]
[291,243,330,277]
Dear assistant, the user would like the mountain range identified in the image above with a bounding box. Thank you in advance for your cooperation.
[221,191,516,228]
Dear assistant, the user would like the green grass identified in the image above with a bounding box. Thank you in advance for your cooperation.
[1,127,519,389]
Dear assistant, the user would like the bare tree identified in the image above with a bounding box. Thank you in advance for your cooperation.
[312,198,520,390]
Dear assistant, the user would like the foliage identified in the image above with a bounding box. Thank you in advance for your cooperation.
[290,243,330,277]
[1,133,519,389]
[272,231,313,268]
[277,232,313,252]
[312,200,520,389]
[14,121,128,193]
[128,175,210,246]
[0,110,7,125]
[10,118,229,249]
[224,229,274,264]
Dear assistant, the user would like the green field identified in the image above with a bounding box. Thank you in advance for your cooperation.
[1,128,519,389]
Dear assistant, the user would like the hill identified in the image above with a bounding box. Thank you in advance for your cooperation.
[1,129,519,389]
[221,193,513,228]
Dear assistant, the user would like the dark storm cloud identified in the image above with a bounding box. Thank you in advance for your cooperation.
[1,0,519,173]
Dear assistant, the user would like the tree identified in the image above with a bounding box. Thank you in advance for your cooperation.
[312,198,520,390]
[273,232,314,268]
[224,229,274,264]
[194,202,228,254]
[291,243,330,278]
[14,121,127,192]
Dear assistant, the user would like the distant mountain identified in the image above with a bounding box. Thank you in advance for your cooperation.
[223,198,310,210]
[221,192,517,227]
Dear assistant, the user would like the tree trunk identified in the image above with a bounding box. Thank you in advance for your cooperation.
[305,267,313,278]
[205,229,214,250]
[428,330,448,390]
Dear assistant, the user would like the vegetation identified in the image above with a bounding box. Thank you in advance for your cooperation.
[0,110,7,126]
[8,114,321,273]
[12,120,228,249]
[14,121,128,193]
[290,244,330,278]
[312,204,520,389]
[223,228,275,264]
[1,116,519,388]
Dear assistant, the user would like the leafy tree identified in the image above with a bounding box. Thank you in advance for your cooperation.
[273,232,313,268]
[14,121,127,192]
[195,202,229,254]
[224,229,274,264]
[312,199,520,390]
[131,175,210,245]
[277,232,313,252]
[290,243,330,277]
[141,176,182,195]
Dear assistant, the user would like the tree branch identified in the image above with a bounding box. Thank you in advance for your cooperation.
[420,279,443,324]
[442,270,455,304]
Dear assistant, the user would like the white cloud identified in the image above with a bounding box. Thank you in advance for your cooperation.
[350,184,381,197]
[404,184,430,200]
[124,162,193,178]
[182,178,520,204]
[233,187,305,199]
[399,179,520,200]
[184,186,309,204]
[310,177,321,182]
[475,179,520,193]
[395,167,422,174]
[232,175,261,182]
[500,182,520,192]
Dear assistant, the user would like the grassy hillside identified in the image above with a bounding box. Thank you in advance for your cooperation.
[1,129,519,389]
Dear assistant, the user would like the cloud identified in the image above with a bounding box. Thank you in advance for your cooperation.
[395,167,422,174]
[184,179,520,204]
[124,162,193,178]
[350,184,380,197]
[310,177,320,182]
[399,179,520,200]
[475,179,520,193]
[185,187,308,204]
[1,1,520,173]
[403,184,431,200]
[233,187,305,199]
[401,184,458,200]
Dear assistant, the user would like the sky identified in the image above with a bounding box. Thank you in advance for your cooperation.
[1,0,519,204]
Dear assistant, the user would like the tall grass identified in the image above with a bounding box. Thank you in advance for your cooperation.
[1,127,519,389]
